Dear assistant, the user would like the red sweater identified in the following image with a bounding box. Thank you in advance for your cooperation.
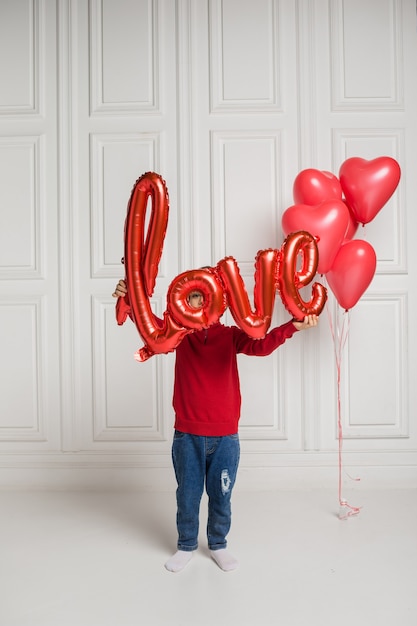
[173,321,298,436]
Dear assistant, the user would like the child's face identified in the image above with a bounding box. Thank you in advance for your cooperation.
[188,290,204,309]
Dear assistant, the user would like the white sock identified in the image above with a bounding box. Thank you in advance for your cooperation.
[164,550,194,573]
[210,548,238,572]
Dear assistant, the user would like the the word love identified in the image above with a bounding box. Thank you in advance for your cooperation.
[116,172,326,361]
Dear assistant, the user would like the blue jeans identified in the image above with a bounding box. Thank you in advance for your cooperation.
[171,430,240,552]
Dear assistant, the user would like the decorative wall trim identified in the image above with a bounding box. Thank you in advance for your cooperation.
[295,0,319,167]
[0,297,46,442]
[0,0,41,116]
[0,136,43,278]
[0,452,416,490]
[89,0,160,114]
[209,0,281,113]
[91,296,166,442]
[330,0,404,111]
[341,291,409,440]
[1,0,415,486]
[57,0,78,453]
[238,352,288,441]
[332,127,406,274]
[210,129,282,268]
[176,0,196,270]
[89,132,160,277]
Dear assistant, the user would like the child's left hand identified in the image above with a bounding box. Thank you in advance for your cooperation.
[292,315,319,331]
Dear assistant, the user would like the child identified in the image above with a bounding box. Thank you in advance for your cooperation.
[113,279,318,572]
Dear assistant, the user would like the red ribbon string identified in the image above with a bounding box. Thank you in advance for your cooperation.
[325,297,361,519]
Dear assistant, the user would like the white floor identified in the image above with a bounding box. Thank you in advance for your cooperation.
[1,488,416,626]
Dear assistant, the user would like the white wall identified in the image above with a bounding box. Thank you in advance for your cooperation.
[0,0,416,490]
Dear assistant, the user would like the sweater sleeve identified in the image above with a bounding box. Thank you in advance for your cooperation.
[234,320,298,356]
[116,294,133,325]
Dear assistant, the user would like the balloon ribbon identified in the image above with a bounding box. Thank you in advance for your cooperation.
[326,303,361,519]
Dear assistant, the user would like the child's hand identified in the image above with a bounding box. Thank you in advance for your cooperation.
[112,279,127,298]
[292,314,319,331]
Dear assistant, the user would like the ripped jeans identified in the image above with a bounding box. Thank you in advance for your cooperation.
[171,430,240,552]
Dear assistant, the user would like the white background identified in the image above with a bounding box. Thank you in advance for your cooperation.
[0,0,416,489]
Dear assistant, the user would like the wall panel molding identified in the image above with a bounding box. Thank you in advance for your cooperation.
[57,0,78,453]
[210,130,282,269]
[0,0,42,116]
[330,0,403,111]
[176,0,197,270]
[0,136,43,278]
[209,0,281,113]
[0,455,416,490]
[238,351,287,441]
[0,297,46,442]
[91,296,166,443]
[89,132,160,277]
[340,292,408,440]
[295,0,320,166]
[89,0,160,114]
[1,0,416,485]
[332,127,406,273]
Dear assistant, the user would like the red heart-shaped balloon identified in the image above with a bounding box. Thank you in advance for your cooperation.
[293,169,343,205]
[326,240,377,310]
[281,200,350,274]
[344,203,359,241]
[339,157,401,225]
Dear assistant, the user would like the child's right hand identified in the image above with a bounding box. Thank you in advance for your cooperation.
[112,279,127,298]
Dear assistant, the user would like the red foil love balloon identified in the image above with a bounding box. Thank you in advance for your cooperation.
[277,231,327,320]
[117,173,327,360]
[167,268,227,330]
[118,172,190,361]
[326,240,377,310]
[339,157,401,225]
[216,250,279,339]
